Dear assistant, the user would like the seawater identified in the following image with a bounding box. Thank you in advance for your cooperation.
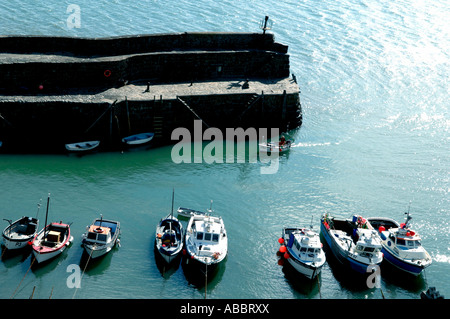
[0,0,449,299]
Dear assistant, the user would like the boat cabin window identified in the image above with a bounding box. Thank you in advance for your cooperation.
[196,232,203,240]
[397,238,406,246]
[364,247,375,253]
[87,232,97,240]
[300,247,307,253]
[307,248,315,253]
[98,234,108,242]
[204,233,212,241]
[212,234,219,242]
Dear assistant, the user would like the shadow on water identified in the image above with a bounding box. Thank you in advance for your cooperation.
[379,260,427,293]
[30,244,72,276]
[78,246,118,275]
[277,253,322,298]
[153,240,182,279]
[1,246,32,267]
[181,255,227,294]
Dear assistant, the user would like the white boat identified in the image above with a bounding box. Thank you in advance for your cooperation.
[177,207,206,218]
[32,222,72,263]
[320,213,383,274]
[367,211,432,276]
[259,140,291,153]
[31,195,72,263]
[280,227,326,279]
[184,205,227,270]
[65,140,100,152]
[2,216,39,250]
[81,215,121,259]
[122,132,154,145]
[156,214,184,264]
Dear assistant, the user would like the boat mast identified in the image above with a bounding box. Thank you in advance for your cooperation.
[35,199,42,219]
[169,188,175,236]
[43,193,50,240]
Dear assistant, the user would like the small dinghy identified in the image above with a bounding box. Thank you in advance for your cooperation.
[155,190,184,264]
[259,141,292,153]
[65,140,100,152]
[2,216,39,250]
[280,227,326,279]
[259,137,292,153]
[81,215,121,259]
[184,202,227,271]
[320,213,383,274]
[367,210,432,276]
[177,207,206,218]
[31,194,72,264]
[122,132,154,146]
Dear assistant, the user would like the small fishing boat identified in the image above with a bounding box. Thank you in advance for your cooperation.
[65,140,100,152]
[367,211,432,276]
[280,227,326,279]
[81,215,121,259]
[2,216,39,250]
[31,194,73,264]
[177,207,206,218]
[184,203,227,271]
[259,140,291,153]
[156,215,184,264]
[122,132,154,146]
[320,213,383,274]
[155,190,184,264]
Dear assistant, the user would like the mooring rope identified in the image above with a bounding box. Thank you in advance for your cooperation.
[11,256,36,299]
[72,245,95,299]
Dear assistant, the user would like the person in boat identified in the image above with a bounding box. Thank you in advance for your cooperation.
[279,136,286,146]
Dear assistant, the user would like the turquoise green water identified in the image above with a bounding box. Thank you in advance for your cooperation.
[1,0,449,299]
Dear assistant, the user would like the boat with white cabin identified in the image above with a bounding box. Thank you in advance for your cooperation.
[81,215,121,259]
[320,213,383,274]
[280,227,326,279]
[184,203,227,271]
[367,211,432,276]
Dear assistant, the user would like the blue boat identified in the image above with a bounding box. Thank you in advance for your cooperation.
[122,132,154,146]
[367,212,432,276]
[320,213,383,274]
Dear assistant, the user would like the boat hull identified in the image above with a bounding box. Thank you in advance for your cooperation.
[32,223,72,264]
[320,219,378,274]
[2,217,38,250]
[122,132,154,145]
[65,141,100,152]
[366,217,431,276]
[286,254,323,279]
[155,215,184,265]
[84,245,113,259]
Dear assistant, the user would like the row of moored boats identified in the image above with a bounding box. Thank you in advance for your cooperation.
[278,211,432,280]
[2,195,432,282]
[1,195,121,263]
[2,193,228,276]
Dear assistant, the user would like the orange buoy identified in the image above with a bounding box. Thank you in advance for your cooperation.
[279,245,286,253]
